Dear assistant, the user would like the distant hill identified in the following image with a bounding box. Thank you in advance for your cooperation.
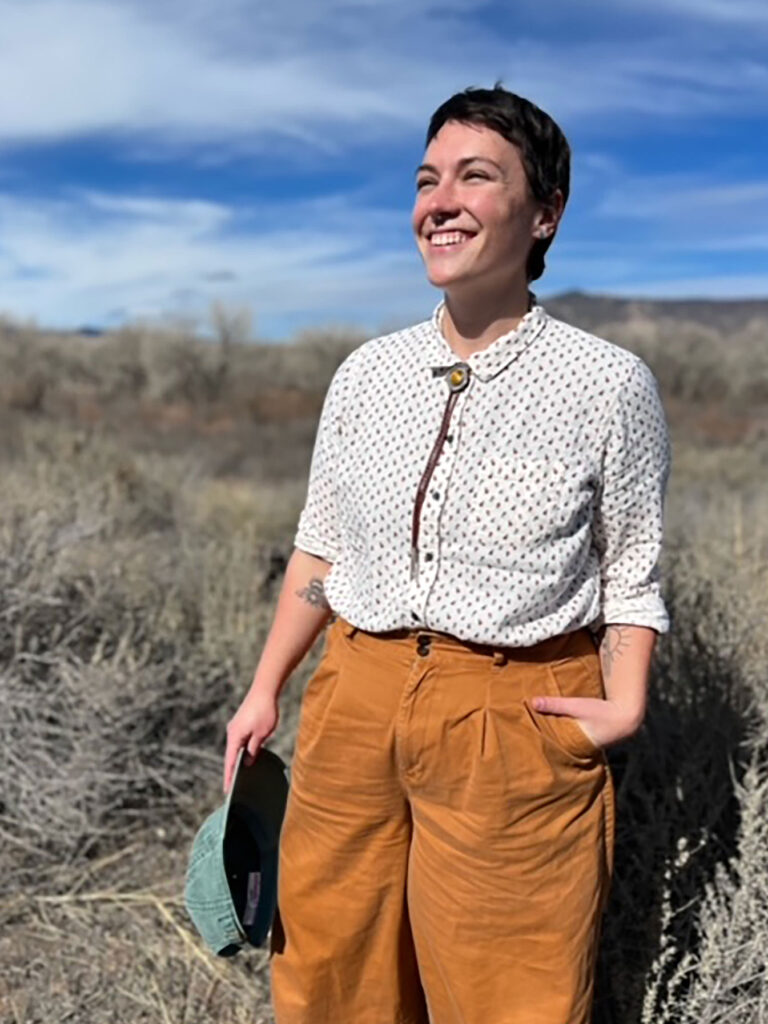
[544,290,768,333]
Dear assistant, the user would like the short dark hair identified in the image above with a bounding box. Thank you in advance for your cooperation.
[425,81,571,283]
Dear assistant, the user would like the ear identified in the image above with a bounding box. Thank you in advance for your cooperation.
[533,188,565,239]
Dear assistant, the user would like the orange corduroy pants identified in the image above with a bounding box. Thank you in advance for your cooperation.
[269,615,615,1024]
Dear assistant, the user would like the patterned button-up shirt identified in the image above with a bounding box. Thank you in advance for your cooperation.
[294,294,672,646]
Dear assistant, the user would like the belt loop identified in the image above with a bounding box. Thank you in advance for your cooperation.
[492,650,507,666]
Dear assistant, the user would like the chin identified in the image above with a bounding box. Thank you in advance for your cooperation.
[425,267,467,290]
[426,275,452,290]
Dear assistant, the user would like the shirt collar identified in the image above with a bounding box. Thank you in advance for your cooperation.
[419,291,549,382]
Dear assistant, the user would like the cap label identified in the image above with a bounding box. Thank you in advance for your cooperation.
[243,871,262,926]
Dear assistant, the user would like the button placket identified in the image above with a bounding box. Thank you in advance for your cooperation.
[419,473,442,577]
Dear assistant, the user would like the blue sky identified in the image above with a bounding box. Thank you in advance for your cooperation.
[0,0,766,338]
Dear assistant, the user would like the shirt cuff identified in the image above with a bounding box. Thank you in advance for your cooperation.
[594,594,671,634]
[293,529,340,564]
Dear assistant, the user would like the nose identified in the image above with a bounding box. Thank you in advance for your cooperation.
[425,179,460,219]
[415,175,461,224]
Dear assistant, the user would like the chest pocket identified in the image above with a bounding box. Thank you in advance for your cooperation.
[472,455,569,515]
[465,454,579,553]
[478,454,567,495]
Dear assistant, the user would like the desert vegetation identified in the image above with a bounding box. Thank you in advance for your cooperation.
[0,294,766,1023]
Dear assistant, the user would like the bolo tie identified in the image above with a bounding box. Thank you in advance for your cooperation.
[410,361,472,581]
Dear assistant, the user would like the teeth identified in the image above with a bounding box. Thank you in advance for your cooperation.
[430,231,472,247]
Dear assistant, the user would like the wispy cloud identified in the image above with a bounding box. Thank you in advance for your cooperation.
[0,0,765,327]
[617,0,768,28]
[3,170,765,334]
[0,188,431,333]
[1,0,766,161]
[592,175,768,242]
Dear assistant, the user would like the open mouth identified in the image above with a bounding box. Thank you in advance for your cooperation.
[428,230,476,250]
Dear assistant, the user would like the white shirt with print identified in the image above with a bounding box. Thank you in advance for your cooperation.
[294,297,672,646]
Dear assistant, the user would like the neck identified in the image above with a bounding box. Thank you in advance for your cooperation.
[440,278,535,360]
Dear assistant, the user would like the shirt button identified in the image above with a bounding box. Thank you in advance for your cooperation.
[432,491,440,500]
[411,611,419,621]
[425,553,434,562]
[446,434,453,443]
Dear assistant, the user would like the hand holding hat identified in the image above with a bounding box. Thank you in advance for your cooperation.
[223,686,279,794]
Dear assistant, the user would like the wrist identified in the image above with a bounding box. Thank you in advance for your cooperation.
[610,699,644,738]
[248,673,282,701]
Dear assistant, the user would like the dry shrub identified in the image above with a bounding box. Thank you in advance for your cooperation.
[0,834,276,1024]
[679,762,768,1023]
[245,387,325,423]
[0,418,318,1021]
[0,310,767,1022]
[592,437,768,1023]
[604,315,768,411]
[0,318,363,424]
[0,423,309,906]
[136,327,222,404]
[594,558,759,1022]
[1,302,766,425]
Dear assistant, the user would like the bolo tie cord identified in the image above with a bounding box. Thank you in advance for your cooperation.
[410,362,472,580]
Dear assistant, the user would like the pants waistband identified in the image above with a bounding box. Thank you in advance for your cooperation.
[333,615,598,665]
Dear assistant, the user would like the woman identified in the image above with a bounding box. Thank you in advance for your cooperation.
[223,84,671,1024]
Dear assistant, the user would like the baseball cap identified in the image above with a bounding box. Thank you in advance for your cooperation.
[184,746,290,956]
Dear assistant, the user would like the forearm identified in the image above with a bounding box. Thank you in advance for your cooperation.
[596,623,657,736]
[249,547,335,700]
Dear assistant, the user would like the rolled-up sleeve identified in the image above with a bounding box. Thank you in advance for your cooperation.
[293,350,358,563]
[591,357,672,634]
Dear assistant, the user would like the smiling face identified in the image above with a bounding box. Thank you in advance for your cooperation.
[412,120,546,299]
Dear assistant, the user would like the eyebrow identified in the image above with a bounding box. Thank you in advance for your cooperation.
[415,156,503,177]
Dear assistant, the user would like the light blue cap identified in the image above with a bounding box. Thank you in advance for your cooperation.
[184,747,289,956]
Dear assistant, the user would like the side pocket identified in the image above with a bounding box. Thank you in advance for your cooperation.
[539,655,605,762]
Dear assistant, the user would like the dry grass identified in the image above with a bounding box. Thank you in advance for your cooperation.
[0,309,766,1023]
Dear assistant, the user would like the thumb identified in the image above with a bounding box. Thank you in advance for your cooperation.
[531,695,575,716]
[223,743,239,795]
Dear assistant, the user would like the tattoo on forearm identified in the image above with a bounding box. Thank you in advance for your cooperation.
[599,625,632,679]
[297,576,331,610]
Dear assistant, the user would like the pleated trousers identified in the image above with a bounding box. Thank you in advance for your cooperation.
[269,614,615,1024]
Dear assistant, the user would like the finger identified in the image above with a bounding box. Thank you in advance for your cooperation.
[531,695,584,716]
[244,733,262,766]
